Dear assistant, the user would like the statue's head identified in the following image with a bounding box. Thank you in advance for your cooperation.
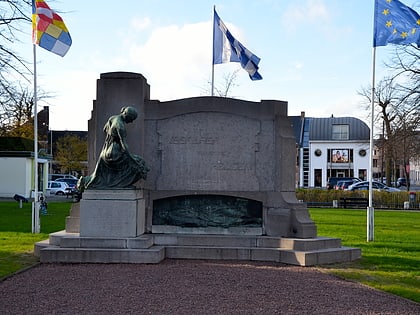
[121,106,138,123]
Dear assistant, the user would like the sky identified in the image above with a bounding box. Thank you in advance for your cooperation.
[17,0,420,131]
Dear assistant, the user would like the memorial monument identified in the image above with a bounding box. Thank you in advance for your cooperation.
[35,72,361,266]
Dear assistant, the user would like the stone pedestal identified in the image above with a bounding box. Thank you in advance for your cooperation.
[65,202,80,233]
[80,189,145,237]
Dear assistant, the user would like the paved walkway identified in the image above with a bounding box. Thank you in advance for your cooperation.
[0,260,418,315]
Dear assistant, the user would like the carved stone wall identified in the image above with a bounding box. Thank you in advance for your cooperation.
[88,72,316,238]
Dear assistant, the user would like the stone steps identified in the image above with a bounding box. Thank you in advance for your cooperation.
[164,245,359,266]
[39,246,165,264]
[35,232,361,266]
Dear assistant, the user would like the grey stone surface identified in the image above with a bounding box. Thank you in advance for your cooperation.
[82,189,144,200]
[88,72,149,175]
[151,225,262,235]
[79,189,145,237]
[35,232,361,266]
[65,203,80,233]
[39,247,165,264]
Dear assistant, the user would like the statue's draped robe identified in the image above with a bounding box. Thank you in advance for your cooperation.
[84,115,148,189]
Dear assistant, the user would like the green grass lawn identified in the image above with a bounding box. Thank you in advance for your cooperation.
[0,202,419,303]
[0,200,71,279]
[310,208,420,303]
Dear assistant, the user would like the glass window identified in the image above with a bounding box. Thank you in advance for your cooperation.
[332,124,349,140]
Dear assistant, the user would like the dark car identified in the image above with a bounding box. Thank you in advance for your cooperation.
[334,179,358,190]
[327,177,361,190]
[396,178,406,187]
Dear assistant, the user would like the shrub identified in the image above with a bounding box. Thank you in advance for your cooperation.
[296,188,414,209]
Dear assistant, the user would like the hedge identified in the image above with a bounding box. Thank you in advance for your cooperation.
[295,188,417,209]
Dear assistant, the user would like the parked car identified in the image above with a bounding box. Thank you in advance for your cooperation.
[347,181,400,192]
[48,181,69,195]
[334,179,358,190]
[55,177,78,188]
[327,177,361,190]
[396,178,407,187]
[49,174,78,181]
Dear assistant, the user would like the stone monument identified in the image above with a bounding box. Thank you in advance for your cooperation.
[77,106,149,238]
[35,72,360,266]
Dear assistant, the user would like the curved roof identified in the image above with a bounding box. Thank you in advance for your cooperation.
[309,117,369,141]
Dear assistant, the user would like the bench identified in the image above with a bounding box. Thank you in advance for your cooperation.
[14,194,28,208]
[340,197,368,208]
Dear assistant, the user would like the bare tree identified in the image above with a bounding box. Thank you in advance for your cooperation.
[359,45,420,187]
[0,0,32,82]
[391,111,420,191]
[0,1,56,140]
[359,78,398,186]
[201,69,241,97]
[387,45,420,109]
[0,84,33,135]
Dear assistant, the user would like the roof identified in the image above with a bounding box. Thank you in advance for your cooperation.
[309,117,369,141]
[289,116,312,147]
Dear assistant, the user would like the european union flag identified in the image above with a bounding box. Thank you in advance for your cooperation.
[374,0,420,47]
[213,8,262,81]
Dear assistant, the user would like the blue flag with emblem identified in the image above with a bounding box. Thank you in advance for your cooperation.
[374,0,420,47]
[213,8,262,81]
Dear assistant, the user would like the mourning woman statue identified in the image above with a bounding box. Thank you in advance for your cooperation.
[78,106,149,191]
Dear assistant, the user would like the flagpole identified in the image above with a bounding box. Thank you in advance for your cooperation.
[32,43,40,234]
[211,5,215,96]
[367,46,376,242]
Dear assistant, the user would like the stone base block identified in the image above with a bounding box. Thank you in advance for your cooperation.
[39,247,165,264]
[152,225,262,235]
[79,189,145,238]
[34,232,361,266]
[65,217,80,233]
[65,203,80,233]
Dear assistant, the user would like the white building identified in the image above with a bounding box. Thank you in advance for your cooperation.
[292,114,370,188]
[0,151,49,199]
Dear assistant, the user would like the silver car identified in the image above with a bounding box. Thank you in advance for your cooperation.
[347,181,400,192]
[47,181,69,195]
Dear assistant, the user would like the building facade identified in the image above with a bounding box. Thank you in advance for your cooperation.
[292,113,370,188]
[0,138,49,198]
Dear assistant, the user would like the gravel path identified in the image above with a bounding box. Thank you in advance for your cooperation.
[0,260,418,315]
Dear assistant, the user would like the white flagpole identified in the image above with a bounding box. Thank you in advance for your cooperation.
[32,43,40,234]
[211,5,216,96]
[367,47,376,242]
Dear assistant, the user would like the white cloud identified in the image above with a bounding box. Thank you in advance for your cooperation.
[131,17,152,31]
[294,62,304,70]
[306,0,330,21]
[280,0,352,39]
[46,19,254,130]
[39,70,97,131]
[128,21,212,100]
[282,0,330,32]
